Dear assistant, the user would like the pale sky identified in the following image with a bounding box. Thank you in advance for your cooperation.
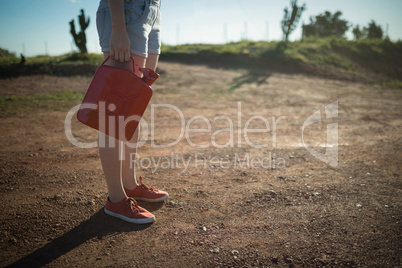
[0,0,401,56]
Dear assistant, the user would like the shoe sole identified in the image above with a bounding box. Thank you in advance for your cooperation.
[104,208,155,224]
[133,194,169,203]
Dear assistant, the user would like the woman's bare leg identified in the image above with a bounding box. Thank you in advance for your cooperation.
[98,132,125,203]
[98,52,145,203]
[121,53,159,189]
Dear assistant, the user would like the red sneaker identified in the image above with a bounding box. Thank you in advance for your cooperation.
[104,196,155,224]
[125,176,169,202]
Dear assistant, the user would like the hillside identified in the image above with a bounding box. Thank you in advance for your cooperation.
[160,38,402,86]
[1,39,402,87]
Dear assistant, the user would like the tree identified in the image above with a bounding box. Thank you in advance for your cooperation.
[281,0,306,42]
[352,25,366,40]
[364,20,383,39]
[302,11,350,38]
[352,21,383,40]
[69,9,90,53]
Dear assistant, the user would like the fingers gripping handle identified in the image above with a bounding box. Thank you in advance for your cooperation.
[101,56,159,85]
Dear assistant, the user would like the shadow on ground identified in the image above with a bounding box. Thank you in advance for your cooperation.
[7,207,160,268]
[230,70,272,91]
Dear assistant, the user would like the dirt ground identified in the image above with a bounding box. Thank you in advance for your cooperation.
[0,61,401,267]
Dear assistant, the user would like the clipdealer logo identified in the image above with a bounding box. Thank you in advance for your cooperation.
[64,100,339,169]
[65,102,286,151]
[302,101,338,167]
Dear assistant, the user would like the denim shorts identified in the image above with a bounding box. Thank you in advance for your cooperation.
[96,0,161,57]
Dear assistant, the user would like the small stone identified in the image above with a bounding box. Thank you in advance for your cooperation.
[201,226,207,232]
[356,204,362,208]
[52,194,62,200]
[271,257,279,264]
[231,250,239,255]
[168,201,178,206]
[210,247,220,254]
[384,205,389,208]
[88,200,95,206]
[268,190,277,197]
[284,257,293,263]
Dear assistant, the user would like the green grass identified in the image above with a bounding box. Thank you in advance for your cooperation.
[25,53,104,65]
[1,38,401,82]
[161,38,402,81]
[0,52,104,77]
[383,80,402,89]
[161,41,278,57]
[0,90,84,116]
[0,48,19,65]
[0,50,104,66]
